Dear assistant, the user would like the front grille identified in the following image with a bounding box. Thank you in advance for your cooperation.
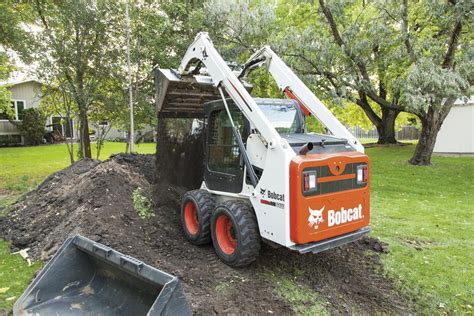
[302,163,367,196]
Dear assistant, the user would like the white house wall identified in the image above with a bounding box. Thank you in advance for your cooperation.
[0,81,44,136]
[9,81,43,109]
[434,103,474,154]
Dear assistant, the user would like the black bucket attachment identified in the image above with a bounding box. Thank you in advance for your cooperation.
[154,68,252,119]
[13,235,191,316]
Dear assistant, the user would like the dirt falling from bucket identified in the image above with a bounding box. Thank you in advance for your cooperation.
[155,118,204,190]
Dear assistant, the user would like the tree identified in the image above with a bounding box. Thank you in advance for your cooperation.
[40,80,77,163]
[396,0,472,165]
[279,0,471,163]
[121,0,204,152]
[32,0,125,159]
[0,1,33,115]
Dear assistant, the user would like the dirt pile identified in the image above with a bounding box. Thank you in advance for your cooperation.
[0,154,414,314]
[2,155,154,260]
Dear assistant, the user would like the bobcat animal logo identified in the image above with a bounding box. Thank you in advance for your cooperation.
[308,206,325,229]
[260,188,266,195]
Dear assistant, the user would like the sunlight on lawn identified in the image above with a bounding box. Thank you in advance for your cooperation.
[0,142,155,195]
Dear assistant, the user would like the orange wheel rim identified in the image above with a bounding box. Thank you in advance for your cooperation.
[184,201,199,235]
[216,214,237,255]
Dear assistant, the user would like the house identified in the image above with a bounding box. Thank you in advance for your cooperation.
[0,79,154,145]
[434,97,474,155]
[0,79,45,145]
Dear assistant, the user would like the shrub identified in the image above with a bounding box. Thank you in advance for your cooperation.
[12,108,46,146]
[132,188,154,219]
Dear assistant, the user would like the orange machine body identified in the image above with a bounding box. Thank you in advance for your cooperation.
[289,151,370,244]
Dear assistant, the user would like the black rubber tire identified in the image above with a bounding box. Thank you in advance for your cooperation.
[211,200,261,267]
[180,189,215,245]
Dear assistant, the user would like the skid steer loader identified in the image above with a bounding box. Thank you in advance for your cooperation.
[155,32,371,267]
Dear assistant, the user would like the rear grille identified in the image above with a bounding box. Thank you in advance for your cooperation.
[302,163,367,196]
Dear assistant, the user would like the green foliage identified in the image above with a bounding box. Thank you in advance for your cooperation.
[247,68,283,99]
[11,108,46,146]
[132,188,153,220]
[0,85,12,119]
[0,0,34,60]
[32,0,127,158]
[203,0,278,61]
[0,0,34,117]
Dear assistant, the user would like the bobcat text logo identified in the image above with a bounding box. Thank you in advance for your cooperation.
[308,206,324,229]
[328,204,363,227]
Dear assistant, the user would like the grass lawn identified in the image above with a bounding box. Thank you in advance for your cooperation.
[0,242,42,311]
[0,142,155,204]
[0,142,472,313]
[368,145,474,313]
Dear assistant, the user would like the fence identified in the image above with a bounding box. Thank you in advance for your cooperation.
[348,126,420,141]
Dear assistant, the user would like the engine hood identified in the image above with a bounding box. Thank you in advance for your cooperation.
[282,133,355,155]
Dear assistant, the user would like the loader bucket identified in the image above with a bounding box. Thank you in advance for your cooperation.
[13,235,191,316]
[154,68,252,118]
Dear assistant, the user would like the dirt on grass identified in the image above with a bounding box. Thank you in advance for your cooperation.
[0,152,415,314]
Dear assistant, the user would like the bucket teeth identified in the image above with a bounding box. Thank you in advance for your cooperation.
[154,68,252,119]
[155,69,220,118]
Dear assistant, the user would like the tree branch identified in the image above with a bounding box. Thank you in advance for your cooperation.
[442,21,462,69]
[318,0,371,82]
[401,0,417,63]
[356,92,382,126]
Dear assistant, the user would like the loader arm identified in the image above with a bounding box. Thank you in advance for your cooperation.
[239,46,365,153]
[177,32,282,147]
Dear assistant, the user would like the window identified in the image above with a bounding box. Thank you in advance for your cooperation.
[259,103,300,134]
[0,100,26,120]
[16,101,25,120]
[208,106,245,175]
[52,116,74,138]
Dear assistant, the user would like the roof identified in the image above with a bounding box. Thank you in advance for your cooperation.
[1,78,43,87]
[454,96,474,106]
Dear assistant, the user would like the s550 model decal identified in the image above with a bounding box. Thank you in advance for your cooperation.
[260,188,285,209]
[308,204,364,230]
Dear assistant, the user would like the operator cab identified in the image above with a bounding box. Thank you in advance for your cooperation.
[202,98,354,194]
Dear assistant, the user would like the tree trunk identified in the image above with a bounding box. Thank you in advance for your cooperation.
[409,108,443,166]
[376,108,399,144]
[125,129,131,153]
[356,93,399,144]
[79,108,92,158]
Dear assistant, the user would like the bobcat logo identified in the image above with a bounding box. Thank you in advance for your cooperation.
[308,206,325,229]
[260,188,266,195]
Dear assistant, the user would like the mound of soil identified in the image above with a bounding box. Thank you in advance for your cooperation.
[0,154,414,314]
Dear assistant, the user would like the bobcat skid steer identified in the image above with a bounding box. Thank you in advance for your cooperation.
[155,32,371,267]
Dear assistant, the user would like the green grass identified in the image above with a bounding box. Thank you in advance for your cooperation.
[266,270,329,315]
[367,145,474,313]
[0,142,155,196]
[0,240,42,311]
